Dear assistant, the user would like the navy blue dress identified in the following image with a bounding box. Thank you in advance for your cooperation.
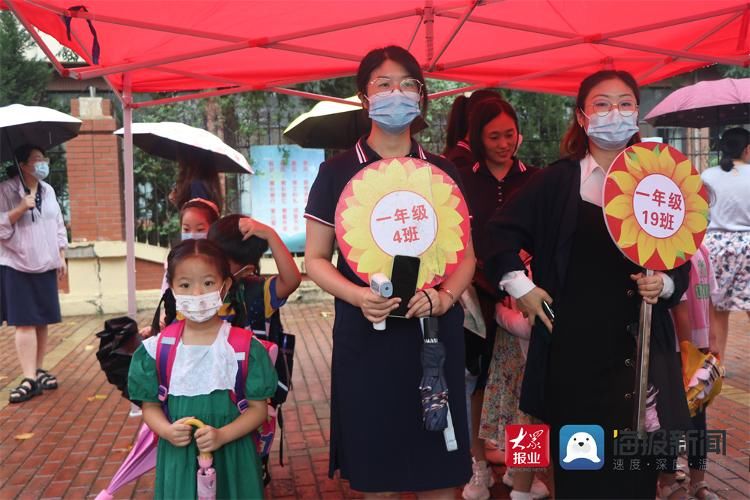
[305,138,472,492]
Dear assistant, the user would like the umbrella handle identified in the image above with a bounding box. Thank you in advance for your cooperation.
[184,418,213,463]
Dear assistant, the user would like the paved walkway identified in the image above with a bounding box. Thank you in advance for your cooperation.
[0,301,748,499]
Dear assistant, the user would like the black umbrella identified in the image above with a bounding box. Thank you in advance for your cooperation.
[419,316,450,431]
[283,96,428,150]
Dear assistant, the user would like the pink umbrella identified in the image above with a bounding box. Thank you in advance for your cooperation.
[95,423,158,500]
[644,78,750,128]
[185,418,216,500]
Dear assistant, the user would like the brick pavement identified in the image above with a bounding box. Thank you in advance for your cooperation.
[0,302,748,499]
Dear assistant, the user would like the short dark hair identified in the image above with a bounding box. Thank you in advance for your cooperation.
[718,127,750,172]
[8,144,45,178]
[561,70,641,160]
[356,45,428,112]
[166,238,231,286]
[208,214,269,268]
[469,98,520,164]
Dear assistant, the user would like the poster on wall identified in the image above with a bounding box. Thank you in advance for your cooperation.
[245,145,323,253]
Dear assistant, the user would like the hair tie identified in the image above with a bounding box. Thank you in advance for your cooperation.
[186,197,220,216]
[421,289,433,317]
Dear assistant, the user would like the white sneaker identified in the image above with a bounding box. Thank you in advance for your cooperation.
[128,402,142,417]
[510,492,533,500]
[462,459,495,500]
[503,470,550,499]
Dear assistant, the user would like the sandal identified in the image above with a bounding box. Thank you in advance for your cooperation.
[658,481,690,500]
[9,378,42,403]
[691,481,719,500]
[36,369,58,390]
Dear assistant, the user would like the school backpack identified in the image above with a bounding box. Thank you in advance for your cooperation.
[155,320,278,485]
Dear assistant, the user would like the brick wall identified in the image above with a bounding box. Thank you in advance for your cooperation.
[66,98,124,242]
[136,259,165,291]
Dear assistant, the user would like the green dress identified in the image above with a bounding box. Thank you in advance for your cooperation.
[128,333,278,500]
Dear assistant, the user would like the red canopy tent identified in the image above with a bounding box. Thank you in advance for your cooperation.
[3,0,749,315]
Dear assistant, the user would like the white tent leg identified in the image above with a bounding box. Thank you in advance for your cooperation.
[122,74,137,318]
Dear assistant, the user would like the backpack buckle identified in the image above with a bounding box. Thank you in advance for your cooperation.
[237,398,249,413]
[158,385,168,402]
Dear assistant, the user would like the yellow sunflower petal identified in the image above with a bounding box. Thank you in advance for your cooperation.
[624,152,646,180]
[604,194,634,220]
[673,225,697,256]
[656,146,677,177]
[685,212,708,233]
[672,160,693,186]
[358,248,387,274]
[685,192,708,213]
[609,171,638,195]
[637,230,657,264]
[618,215,639,248]
[680,174,702,195]
[655,238,678,269]
[631,145,661,173]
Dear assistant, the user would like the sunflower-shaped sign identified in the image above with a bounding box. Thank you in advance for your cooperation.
[335,157,470,289]
[603,142,709,271]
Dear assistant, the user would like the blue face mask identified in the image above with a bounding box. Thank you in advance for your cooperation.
[583,110,639,151]
[181,232,208,241]
[367,91,421,135]
[32,161,49,181]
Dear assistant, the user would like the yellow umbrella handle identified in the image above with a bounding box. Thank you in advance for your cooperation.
[184,418,213,461]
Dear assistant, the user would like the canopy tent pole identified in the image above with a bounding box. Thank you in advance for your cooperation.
[427,0,480,71]
[122,74,137,318]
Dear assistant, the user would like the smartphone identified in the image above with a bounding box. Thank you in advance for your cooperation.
[541,300,555,322]
[389,255,421,318]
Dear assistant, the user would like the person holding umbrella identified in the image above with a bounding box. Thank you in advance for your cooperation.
[170,149,224,211]
[0,144,68,403]
[304,46,475,495]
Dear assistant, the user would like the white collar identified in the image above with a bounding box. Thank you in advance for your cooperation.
[580,153,606,182]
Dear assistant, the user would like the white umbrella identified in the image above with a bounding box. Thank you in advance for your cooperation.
[113,122,253,174]
[0,104,82,162]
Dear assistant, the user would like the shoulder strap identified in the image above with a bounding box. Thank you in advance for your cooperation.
[155,321,185,404]
[227,326,253,413]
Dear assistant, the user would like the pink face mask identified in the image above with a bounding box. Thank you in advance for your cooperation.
[174,289,224,323]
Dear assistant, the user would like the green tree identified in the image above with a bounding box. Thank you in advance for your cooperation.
[0,12,51,106]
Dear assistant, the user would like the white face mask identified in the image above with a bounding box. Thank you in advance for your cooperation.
[174,289,224,323]
[582,109,639,151]
[181,232,208,241]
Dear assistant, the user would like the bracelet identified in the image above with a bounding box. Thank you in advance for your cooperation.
[439,287,455,303]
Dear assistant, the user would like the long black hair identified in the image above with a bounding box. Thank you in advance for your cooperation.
[208,214,269,270]
[718,127,750,172]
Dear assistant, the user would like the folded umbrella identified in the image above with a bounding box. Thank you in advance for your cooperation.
[185,418,217,500]
[419,317,449,431]
[95,423,158,500]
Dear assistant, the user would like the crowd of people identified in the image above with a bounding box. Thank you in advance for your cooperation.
[1,43,747,499]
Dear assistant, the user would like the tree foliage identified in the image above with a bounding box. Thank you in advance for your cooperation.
[0,12,51,106]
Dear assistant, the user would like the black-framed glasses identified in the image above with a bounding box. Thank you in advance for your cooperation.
[368,76,424,95]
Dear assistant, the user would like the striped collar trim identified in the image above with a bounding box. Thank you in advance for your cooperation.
[355,137,427,165]
[472,159,527,174]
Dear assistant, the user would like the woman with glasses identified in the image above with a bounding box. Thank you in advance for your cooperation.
[0,145,68,403]
[305,46,474,495]
[484,71,691,499]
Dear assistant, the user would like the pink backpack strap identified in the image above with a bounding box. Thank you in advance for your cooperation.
[226,326,253,413]
[155,321,185,415]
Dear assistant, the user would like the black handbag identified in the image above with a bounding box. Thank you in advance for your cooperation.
[95,316,141,403]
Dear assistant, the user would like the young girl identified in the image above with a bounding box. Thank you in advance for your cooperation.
[128,239,277,499]
[140,198,221,338]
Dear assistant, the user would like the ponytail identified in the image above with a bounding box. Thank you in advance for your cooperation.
[718,127,750,172]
